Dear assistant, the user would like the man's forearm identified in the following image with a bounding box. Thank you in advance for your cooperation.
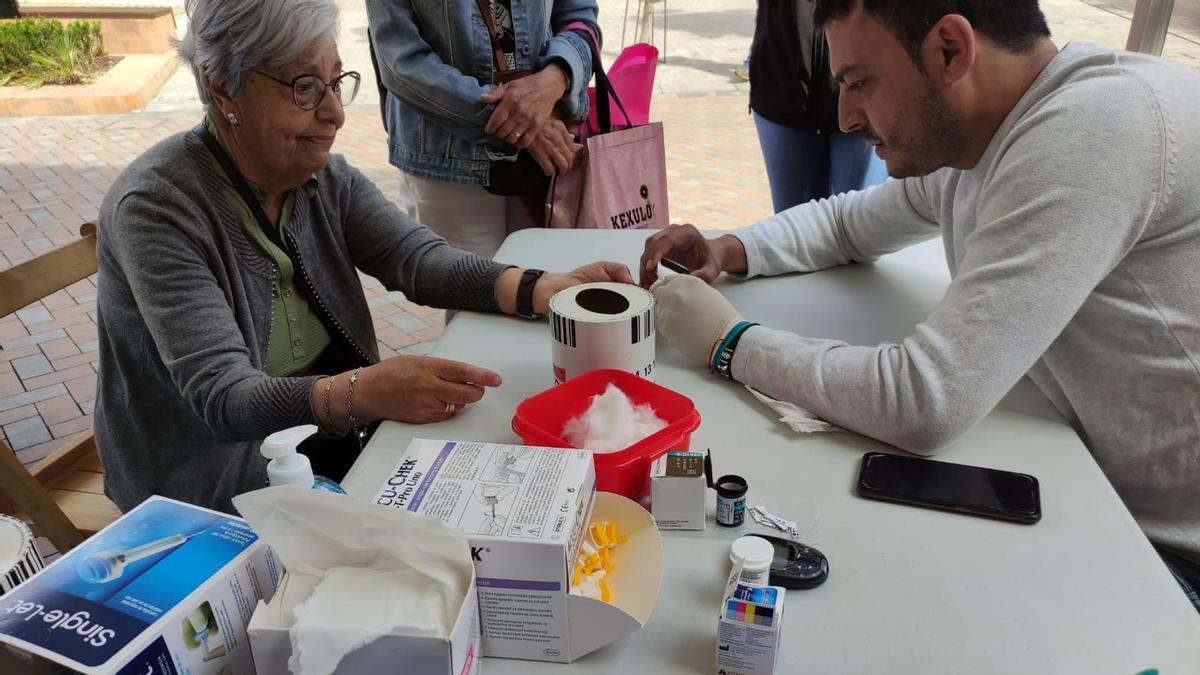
[715,234,748,276]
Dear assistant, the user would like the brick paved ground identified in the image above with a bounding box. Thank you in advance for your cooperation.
[3,0,1199,466]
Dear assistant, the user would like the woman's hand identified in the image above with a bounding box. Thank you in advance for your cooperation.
[525,116,576,175]
[532,262,635,314]
[355,356,502,424]
[481,63,571,148]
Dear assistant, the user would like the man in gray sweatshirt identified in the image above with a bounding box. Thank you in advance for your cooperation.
[642,0,1200,606]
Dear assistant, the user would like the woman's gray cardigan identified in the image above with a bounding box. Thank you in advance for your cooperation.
[95,130,508,513]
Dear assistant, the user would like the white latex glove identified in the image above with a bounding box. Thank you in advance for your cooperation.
[652,275,745,366]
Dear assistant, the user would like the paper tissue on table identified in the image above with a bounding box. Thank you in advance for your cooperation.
[235,486,479,675]
[0,496,280,675]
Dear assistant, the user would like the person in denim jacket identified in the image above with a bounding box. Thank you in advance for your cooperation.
[366,0,599,259]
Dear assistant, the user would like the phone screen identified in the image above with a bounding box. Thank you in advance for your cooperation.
[857,452,1040,522]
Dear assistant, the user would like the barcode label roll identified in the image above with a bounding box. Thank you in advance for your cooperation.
[548,282,656,384]
[0,514,44,596]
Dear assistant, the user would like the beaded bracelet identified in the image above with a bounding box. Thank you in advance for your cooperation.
[713,322,758,379]
[709,321,749,372]
[346,367,362,433]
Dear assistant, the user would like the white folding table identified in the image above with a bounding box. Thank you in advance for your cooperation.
[343,229,1200,674]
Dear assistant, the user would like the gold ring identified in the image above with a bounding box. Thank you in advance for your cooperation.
[511,130,523,139]
[445,402,457,414]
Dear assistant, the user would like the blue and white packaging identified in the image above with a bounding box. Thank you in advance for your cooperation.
[0,496,281,675]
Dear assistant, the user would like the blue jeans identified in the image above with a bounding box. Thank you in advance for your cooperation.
[753,112,889,213]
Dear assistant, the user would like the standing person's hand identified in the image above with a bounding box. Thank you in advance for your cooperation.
[355,356,502,423]
[481,63,571,148]
[524,117,577,175]
[639,224,747,288]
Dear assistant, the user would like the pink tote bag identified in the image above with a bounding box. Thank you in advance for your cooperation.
[546,41,669,229]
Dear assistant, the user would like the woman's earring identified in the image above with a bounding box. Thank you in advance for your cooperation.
[226,112,239,127]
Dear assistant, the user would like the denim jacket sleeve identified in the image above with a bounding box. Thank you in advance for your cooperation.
[541,1,601,121]
[365,0,496,144]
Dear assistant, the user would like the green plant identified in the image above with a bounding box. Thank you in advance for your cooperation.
[0,16,105,86]
[67,19,103,59]
[27,33,83,85]
[0,16,61,72]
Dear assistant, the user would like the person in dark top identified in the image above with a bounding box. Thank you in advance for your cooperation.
[749,0,887,212]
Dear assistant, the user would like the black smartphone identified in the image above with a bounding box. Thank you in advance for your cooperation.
[856,452,1041,524]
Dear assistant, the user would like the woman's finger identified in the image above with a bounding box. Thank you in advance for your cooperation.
[429,358,501,386]
[432,379,487,405]
[484,100,514,135]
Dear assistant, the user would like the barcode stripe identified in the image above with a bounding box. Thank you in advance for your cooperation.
[551,313,578,348]
[631,308,653,344]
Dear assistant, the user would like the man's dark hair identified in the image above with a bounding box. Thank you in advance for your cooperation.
[814,0,1051,64]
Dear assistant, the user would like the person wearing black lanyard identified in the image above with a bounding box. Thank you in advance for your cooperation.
[94,0,630,514]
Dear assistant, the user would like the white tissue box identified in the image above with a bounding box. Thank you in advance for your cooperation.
[650,451,708,530]
[375,439,610,662]
[0,496,281,675]
[247,567,481,675]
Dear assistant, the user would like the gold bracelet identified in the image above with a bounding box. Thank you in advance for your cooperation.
[346,367,363,433]
[322,375,343,435]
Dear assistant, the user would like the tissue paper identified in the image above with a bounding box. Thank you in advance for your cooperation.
[746,386,843,434]
[233,486,474,675]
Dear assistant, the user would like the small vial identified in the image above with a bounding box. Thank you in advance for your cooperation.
[730,535,774,586]
[714,474,748,527]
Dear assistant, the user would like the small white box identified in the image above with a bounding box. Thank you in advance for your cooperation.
[373,439,664,663]
[650,451,708,530]
[247,566,481,675]
[715,565,786,675]
[0,496,281,675]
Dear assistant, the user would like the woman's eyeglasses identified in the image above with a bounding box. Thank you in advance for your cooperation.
[252,70,361,111]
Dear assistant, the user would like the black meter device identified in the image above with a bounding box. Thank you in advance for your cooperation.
[747,534,829,589]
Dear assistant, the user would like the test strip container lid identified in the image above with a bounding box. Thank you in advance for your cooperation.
[730,535,774,569]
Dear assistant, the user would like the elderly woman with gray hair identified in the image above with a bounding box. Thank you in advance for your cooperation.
[95,0,630,513]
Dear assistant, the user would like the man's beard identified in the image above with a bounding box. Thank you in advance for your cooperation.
[875,81,965,179]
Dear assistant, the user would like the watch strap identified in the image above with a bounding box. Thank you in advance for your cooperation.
[517,268,546,318]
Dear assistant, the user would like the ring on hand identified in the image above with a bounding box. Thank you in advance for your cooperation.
[511,130,524,140]
[444,401,457,414]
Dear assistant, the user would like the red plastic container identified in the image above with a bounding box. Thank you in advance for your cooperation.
[512,369,702,500]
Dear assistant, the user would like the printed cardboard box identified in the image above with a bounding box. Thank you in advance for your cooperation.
[0,496,281,675]
[373,439,663,663]
[715,562,786,675]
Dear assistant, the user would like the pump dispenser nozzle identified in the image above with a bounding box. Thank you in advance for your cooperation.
[261,425,319,488]
[261,425,346,493]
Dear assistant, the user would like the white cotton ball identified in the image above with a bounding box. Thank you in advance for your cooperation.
[562,383,668,454]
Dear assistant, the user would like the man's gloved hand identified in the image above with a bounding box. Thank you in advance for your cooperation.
[652,275,744,366]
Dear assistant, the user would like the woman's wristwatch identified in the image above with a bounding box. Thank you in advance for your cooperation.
[517,268,546,319]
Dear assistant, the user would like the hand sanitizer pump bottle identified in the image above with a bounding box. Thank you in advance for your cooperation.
[261,425,347,494]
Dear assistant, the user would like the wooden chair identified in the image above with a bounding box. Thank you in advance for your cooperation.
[0,223,121,554]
